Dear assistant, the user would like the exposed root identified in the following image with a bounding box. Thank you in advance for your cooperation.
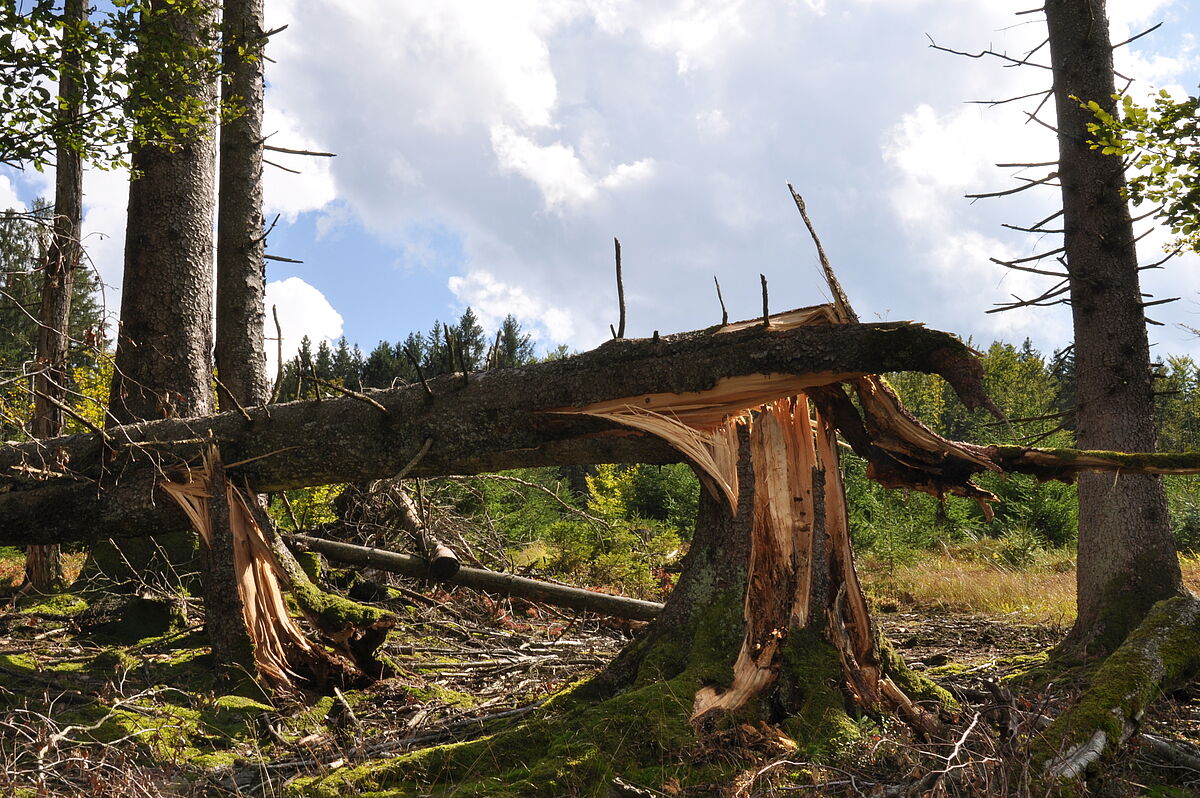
[1038,593,1200,782]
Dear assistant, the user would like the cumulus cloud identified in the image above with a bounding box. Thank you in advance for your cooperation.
[448,269,574,343]
[264,277,344,376]
[262,107,338,222]
[489,124,655,211]
[0,175,22,212]
[256,0,1200,359]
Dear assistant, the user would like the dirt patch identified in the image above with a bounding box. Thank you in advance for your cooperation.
[874,608,1065,671]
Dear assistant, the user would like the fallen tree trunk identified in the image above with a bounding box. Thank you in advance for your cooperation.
[289,534,665,622]
[0,318,989,545]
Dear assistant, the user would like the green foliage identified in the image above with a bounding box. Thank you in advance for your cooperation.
[1168,499,1200,554]
[278,308,544,398]
[0,0,230,170]
[270,484,345,532]
[1083,90,1200,252]
[0,205,106,439]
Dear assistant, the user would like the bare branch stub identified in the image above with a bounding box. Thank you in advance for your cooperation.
[1112,22,1163,50]
[968,88,1053,107]
[264,254,303,264]
[613,237,626,339]
[263,158,301,174]
[926,34,1052,69]
[401,346,432,398]
[760,273,770,326]
[989,257,1067,278]
[714,276,729,326]
[966,171,1058,200]
[263,144,336,157]
[788,184,858,322]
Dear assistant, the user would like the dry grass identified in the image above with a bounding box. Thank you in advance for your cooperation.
[0,550,86,588]
[860,550,1200,625]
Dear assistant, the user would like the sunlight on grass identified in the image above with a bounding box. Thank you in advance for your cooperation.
[861,550,1200,625]
[860,551,1076,625]
[0,549,86,588]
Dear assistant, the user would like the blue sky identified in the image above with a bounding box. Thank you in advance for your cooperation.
[4,0,1200,371]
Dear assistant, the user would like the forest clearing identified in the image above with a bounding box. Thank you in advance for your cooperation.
[4,0,1200,796]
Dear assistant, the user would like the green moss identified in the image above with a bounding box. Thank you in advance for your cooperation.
[1035,596,1200,774]
[296,551,323,582]
[877,637,958,712]
[78,532,201,594]
[206,694,275,731]
[17,591,88,616]
[0,652,39,672]
[81,595,190,644]
[286,591,869,798]
[90,648,139,673]
[776,630,861,759]
[290,578,389,635]
[408,682,478,709]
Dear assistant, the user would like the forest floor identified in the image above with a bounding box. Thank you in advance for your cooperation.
[0,553,1198,797]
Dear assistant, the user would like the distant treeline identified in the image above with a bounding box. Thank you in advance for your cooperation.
[274,308,568,400]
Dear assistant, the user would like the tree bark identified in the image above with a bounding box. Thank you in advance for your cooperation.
[25,0,87,591]
[108,1,219,425]
[0,321,988,545]
[1045,0,1184,658]
[97,0,262,681]
[215,0,270,410]
[1038,594,1200,780]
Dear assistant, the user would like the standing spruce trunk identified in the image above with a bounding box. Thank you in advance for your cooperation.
[1046,0,1184,659]
[25,0,87,592]
[215,0,269,410]
[99,0,258,678]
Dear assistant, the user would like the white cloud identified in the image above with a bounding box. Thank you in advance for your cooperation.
[0,175,22,212]
[264,277,344,376]
[489,124,655,210]
[262,107,337,222]
[695,109,730,137]
[448,269,574,344]
[255,0,1200,361]
[586,0,749,73]
[79,166,131,333]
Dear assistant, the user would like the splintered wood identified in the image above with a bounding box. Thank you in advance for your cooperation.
[559,304,928,724]
[691,397,823,719]
[162,447,318,690]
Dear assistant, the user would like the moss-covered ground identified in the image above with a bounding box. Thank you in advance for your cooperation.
[1,556,1199,797]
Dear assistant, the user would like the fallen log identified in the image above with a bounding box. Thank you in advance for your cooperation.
[289,534,665,622]
[0,317,990,545]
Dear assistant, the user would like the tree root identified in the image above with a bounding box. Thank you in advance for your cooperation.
[1037,593,1200,782]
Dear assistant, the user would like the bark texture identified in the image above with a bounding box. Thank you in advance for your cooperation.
[1046,0,1183,658]
[215,0,270,410]
[108,1,219,424]
[0,321,987,545]
[25,0,87,591]
[1040,594,1200,780]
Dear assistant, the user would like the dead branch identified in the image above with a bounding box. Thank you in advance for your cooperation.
[614,237,626,339]
[966,172,1058,200]
[290,534,664,621]
[263,144,336,157]
[926,35,1052,69]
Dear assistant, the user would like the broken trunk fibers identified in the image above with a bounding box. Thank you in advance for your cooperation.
[162,447,389,692]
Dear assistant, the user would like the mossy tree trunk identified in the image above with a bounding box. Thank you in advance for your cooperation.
[585,397,938,760]
[215,0,270,411]
[24,0,87,592]
[292,396,950,797]
[1045,0,1185,658]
